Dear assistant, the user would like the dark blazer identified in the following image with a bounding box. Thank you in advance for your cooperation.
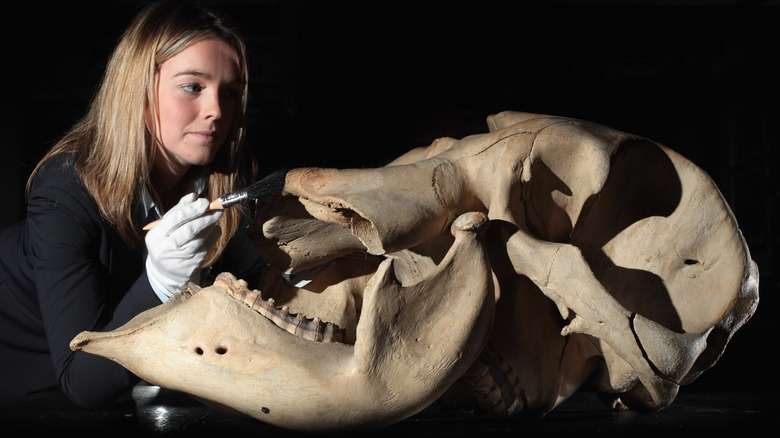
[0,153,265,407]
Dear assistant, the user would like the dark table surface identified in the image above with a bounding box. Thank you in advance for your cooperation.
[1,386,777,437]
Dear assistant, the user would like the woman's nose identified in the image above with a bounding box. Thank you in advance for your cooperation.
[204,91,223,120]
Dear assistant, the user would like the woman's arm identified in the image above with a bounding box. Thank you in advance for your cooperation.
[27,173,160,408]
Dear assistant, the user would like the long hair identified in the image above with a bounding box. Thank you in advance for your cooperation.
[27,1,255,265]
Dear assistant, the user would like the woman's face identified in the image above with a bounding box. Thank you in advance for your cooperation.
[152,37,242,176]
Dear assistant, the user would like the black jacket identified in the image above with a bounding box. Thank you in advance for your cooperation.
[0,153,265,406]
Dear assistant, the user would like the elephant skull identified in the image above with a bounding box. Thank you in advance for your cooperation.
[71,111,759,431]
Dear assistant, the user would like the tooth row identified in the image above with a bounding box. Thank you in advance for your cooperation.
[214,273,346,343]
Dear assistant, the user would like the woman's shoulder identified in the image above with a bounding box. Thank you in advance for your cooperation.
[28,152,95,212]
[32,152,79,185]
[30,152,91,196]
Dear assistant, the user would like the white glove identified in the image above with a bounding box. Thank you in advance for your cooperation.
[145,193,222,301]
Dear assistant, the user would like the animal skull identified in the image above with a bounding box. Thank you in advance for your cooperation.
[71,111,759,431]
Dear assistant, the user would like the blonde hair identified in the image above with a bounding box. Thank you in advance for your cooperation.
[27,1,255,265]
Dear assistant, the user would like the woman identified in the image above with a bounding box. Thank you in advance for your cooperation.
[0,1,266,406]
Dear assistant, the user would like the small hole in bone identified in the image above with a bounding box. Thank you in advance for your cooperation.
[195,347,204,355]
[684,259,699,265]
[215,346,228,355]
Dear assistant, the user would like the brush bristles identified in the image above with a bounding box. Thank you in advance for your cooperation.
[244,170,287,199]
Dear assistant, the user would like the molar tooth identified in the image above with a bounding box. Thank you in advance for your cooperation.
[267,298,275,307]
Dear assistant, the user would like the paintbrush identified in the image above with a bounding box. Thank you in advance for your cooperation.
[142,170,287,231]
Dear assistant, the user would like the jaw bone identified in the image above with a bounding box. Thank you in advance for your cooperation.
[70,212,495,432]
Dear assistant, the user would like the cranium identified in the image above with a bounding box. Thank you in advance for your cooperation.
[71,111,759,431]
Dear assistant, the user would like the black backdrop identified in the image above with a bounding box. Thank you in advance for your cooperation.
[3,0,777,393]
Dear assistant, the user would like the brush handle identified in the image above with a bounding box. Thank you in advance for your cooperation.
[141,198,225,231]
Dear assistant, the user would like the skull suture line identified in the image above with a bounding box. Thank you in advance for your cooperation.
[71,111,759,432]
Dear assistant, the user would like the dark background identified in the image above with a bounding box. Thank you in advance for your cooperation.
[2,0,777,394]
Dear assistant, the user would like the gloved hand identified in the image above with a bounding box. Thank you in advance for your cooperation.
[145,193,222,300]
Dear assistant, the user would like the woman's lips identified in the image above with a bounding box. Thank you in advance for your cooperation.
[189,131,216,142]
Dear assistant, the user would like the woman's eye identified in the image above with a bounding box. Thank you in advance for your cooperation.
[183,84,203,93]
